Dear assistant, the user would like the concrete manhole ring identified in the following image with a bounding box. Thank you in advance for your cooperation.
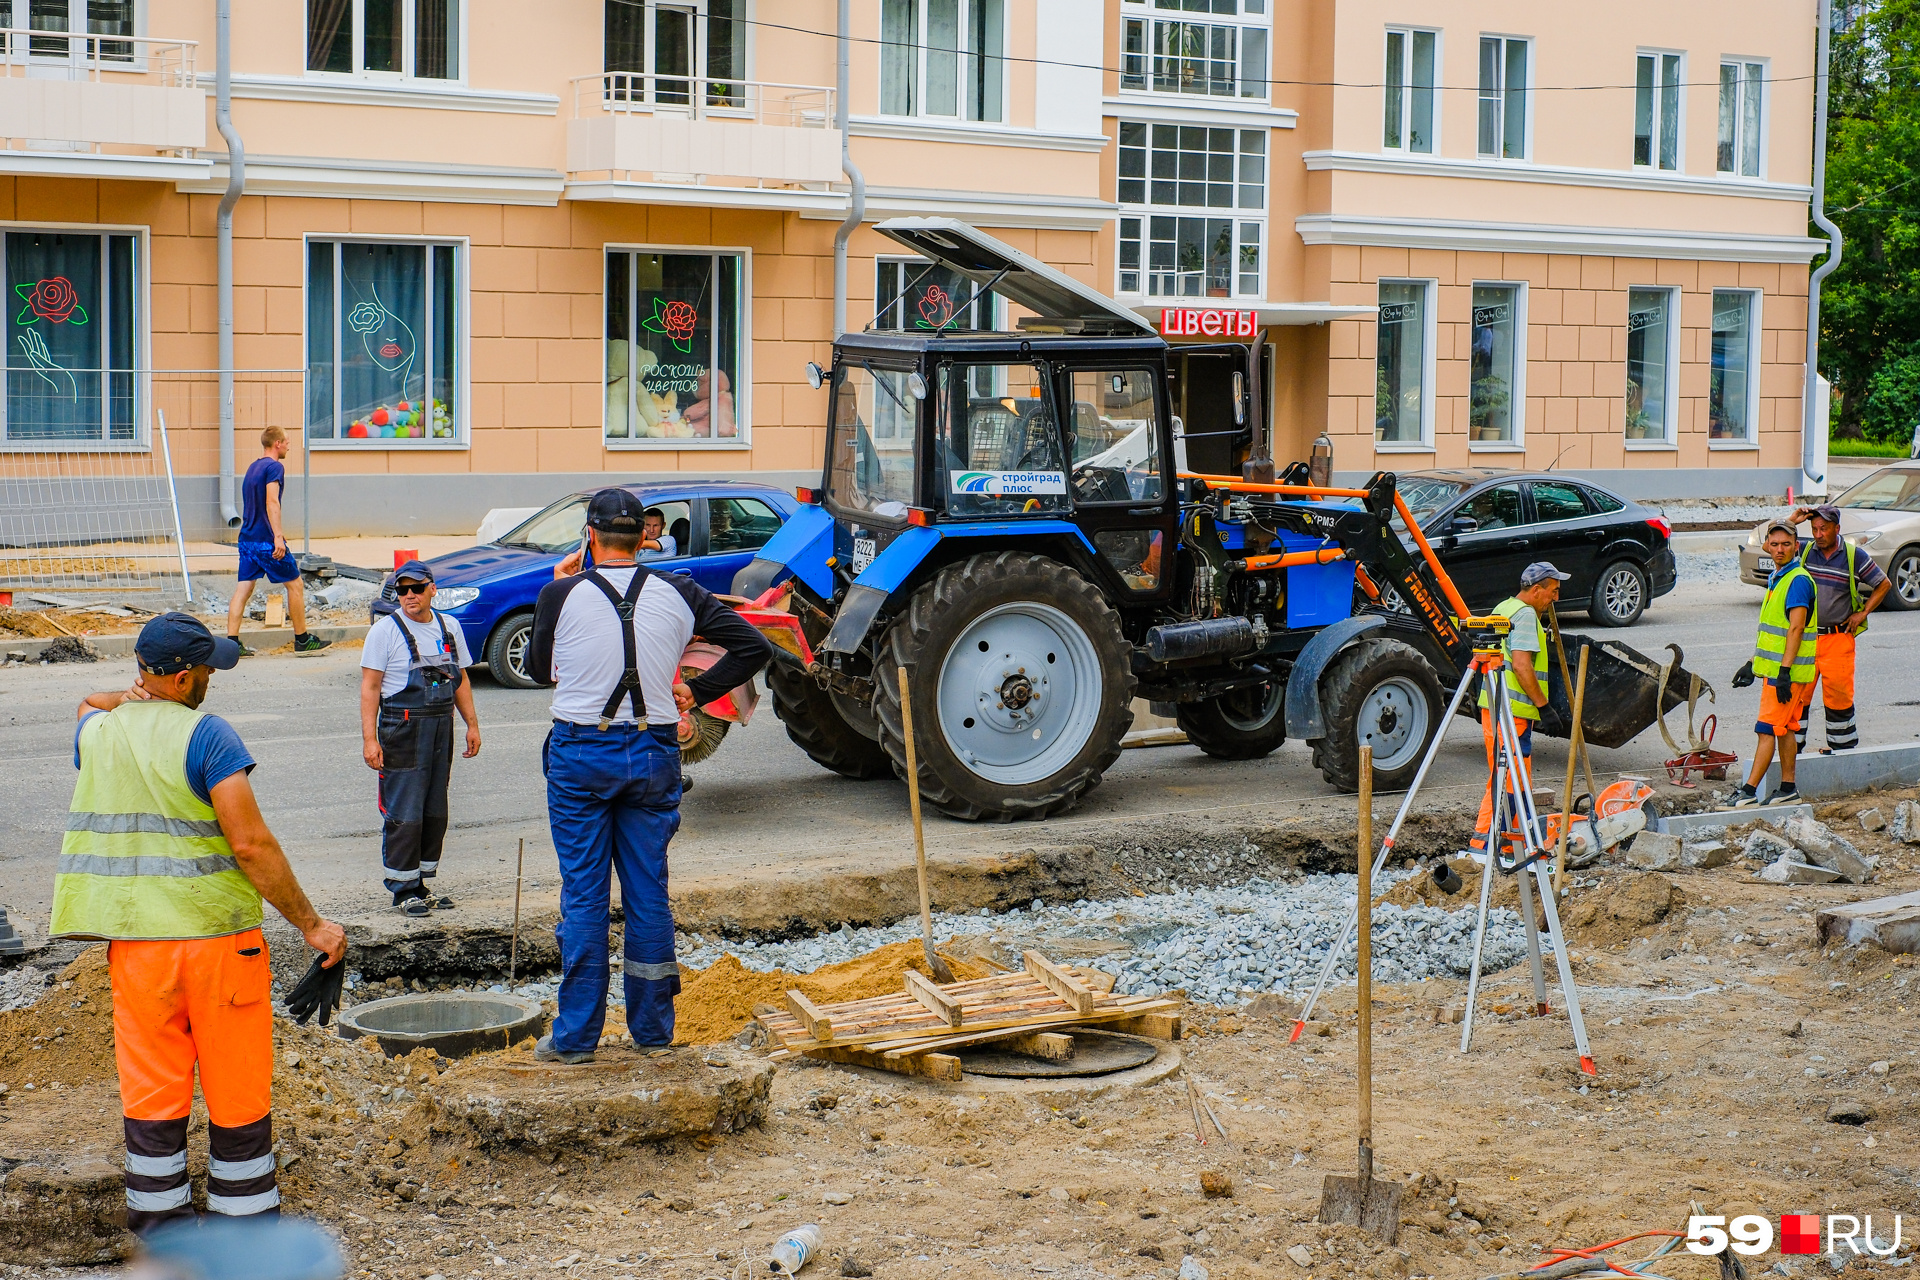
[336,992,547,1059]
[953,1030,1161,1078]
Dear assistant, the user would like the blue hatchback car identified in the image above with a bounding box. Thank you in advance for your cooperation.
[404,481,799,687]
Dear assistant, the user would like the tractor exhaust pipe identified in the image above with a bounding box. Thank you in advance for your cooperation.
[1145,615,1268,663]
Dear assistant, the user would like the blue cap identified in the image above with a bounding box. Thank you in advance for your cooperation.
[1520,561,1572,587]
[393,558,435,583]
[136,612,240,674]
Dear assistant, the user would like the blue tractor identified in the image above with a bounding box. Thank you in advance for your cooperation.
[732,220,1599,820]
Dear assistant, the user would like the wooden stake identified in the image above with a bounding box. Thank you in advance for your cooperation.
[1553,644,1592,897]
[1356,745,1373,1175]
[509,837,524,982]
[897,666,957,984]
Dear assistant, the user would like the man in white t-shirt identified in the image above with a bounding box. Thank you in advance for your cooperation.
[636,507,677,561]
[359,560,482,916]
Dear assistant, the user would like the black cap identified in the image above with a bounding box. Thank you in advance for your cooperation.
[585,487,647,531]
[393,559,435,583]
[1810,504,1843,525]
[136,612,241,674]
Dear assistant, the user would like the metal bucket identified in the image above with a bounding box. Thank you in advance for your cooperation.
[1461,636,1703,751]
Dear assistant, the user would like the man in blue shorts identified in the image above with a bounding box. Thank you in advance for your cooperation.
[225,426,328,656]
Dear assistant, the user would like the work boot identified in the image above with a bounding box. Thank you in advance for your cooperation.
[1728,784,1761,808]
[293,633,332,653]
[534,1035,594,1065]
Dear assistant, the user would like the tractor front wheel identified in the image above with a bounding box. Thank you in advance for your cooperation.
[1309,638,1443,792]
[766,662,893,780]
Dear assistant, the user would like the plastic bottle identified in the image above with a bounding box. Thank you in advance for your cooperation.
[768,1223,823,1275]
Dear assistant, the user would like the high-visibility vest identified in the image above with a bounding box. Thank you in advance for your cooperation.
[50,701,263,941]
[1477,597,1551,722]
[1800,538,1867,635]
[1752,564,1819,683]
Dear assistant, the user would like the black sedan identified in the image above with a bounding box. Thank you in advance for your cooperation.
[1391,469,1677,626]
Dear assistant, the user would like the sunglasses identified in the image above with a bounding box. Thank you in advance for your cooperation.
[395,581,431,596]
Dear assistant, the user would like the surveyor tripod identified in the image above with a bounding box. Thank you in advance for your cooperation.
[1289,624,1597,1076]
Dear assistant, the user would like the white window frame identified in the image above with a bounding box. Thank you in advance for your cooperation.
[879,0,1007,122]
[1717,56,1768,179]
[1382,27,1440,155]
[1707,287,1763,449]
[305,0,467,84]
[0,220,150,453]
[874,256,1000,331]
[600,0,752,108]
[1374,277,1436,453]
[1476,34,1531,162]
[304,234,470,451]
[1466,280,1527,452]
[2,0,148,70]
[1633,49,1685,172]
[602,241,753,452]
[1119,0,1271,103]
[1114,120,1267,301]
[1624,285,1679,449]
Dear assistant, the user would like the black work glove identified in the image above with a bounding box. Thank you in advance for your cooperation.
[284,952,346,1027]
[1731,661,1755,689]
[1771,671,1794,701]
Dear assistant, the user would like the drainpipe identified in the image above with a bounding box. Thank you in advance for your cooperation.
[215,0,245,527]
[831,0,865,339]
[1803,0,1842,495]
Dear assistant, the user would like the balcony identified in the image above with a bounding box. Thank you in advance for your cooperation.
[0,29,209,182]
[566,73,843,211]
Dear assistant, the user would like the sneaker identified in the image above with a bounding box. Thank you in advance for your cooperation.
[1728,784,1761,808]
[394,894,431,917]
[293,634,332,653]
[1769,785,1803,806]
[230,638,256,658]
[534,1035,594,1065]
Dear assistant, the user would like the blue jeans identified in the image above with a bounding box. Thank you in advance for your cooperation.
[542,720,683,1052]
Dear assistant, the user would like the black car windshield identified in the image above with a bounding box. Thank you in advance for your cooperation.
[1835,467,1920,512]
[498,496,590,553]
[1390,476,1471,532]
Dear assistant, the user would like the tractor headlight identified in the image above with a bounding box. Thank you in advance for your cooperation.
[435,587,481,609]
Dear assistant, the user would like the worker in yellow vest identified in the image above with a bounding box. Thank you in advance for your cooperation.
[1467,561,1570,860]
[1728,522,1818,807]
[49,613,346,1236]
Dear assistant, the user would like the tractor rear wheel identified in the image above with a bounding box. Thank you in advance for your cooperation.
[766,662,892,780]
[1176,675,1285,759]
[1309,638,1443,792]
[874,552,1135,821]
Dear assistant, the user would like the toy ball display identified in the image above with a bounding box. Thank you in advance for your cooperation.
[370,408,390,426]
[346,422,369,438]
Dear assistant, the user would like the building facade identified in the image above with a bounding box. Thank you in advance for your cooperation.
[0,0,1819,539]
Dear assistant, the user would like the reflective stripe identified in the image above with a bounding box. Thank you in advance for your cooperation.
[384,867,423,883]
[206,1188,281,1216]
[67,810,225,838]
[209,1154,277,1181]
[57,852,241,878]
[127,1184,193,1212]
[125,1150,187,1177]
[1755,623,1791,638]
[623,959,680,981]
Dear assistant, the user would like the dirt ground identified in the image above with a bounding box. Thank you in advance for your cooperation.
[3,790,1917,1280]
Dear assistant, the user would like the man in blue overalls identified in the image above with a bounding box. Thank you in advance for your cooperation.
[359,560,481,915]
[527,489,770,1060]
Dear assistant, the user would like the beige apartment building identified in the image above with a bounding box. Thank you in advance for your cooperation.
[0,0,1820,536]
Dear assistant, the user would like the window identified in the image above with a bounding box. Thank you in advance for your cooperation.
[1585,487,1625,514]
[1531,481,1588,524]
[1458,483,1522,531]
[307,0,460,80]
[1067,370,1163,504]
[604,0,747,108]
[306,240,460,445]
[1709,289,1758,442]
[1374,280,1430,446]
[1469,284,1522,444]
[1625,286,1675,443]
[2,230,139,445]
[1384,29,1436,153]
[827,363,917,520]
[605,249,744,447]
[8,1,135,60]
[939,362,1067,518]
[1718,60,1765,177]
[880,0,1004,122]
[1477,36,1528,159]
[1634,52,1682,170]
[708,496,780,554]
[1117,122,1265,298]
[1120,0,1269,101]
[875,260,998,332]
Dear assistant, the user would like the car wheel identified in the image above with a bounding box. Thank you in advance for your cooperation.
[485,611,540,688]
[1588,560,1648,627]
[1887,545,1920,611]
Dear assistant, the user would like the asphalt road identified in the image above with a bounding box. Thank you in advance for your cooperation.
[6,572,1918,937]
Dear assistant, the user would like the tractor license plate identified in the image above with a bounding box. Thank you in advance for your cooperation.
[851,536,877,575]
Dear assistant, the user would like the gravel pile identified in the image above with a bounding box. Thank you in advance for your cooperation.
[1676,548,1746,587]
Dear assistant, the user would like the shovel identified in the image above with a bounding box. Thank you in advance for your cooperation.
[897,667,957,985]
[1319,746,1402,1243]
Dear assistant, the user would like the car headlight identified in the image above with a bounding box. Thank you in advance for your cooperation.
[434,587,481,608]
[1848,531,1881,547]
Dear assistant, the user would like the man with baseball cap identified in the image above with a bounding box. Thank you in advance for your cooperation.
[526,488,771,1062]
[1728,522,1818,806]
[360,559,482,916]
[1786,503,1889,753]
[50,612,346,1236]
[1468,561,1570,861]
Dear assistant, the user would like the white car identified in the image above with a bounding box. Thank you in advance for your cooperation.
[1738,461,1920,608]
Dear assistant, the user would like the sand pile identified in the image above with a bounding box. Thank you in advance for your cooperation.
[0,945,117,1087]
[673,939,989,1046]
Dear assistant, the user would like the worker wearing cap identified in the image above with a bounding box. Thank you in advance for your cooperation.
[360,559,482,916]
[526,489,771,1062]
[1729,523,1818,807]
[1468,561,1569,860]
[50,613,346,1236]
[1788,503,1889,753]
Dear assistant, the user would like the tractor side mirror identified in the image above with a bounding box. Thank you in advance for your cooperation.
[1232,371,1245,424]
[805,361,825,391]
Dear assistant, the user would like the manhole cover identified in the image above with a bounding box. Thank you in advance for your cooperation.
[953,1030,1160,1078]
[337,992,546,1059]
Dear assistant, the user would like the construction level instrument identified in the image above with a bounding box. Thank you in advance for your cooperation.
[897,666,957,985]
